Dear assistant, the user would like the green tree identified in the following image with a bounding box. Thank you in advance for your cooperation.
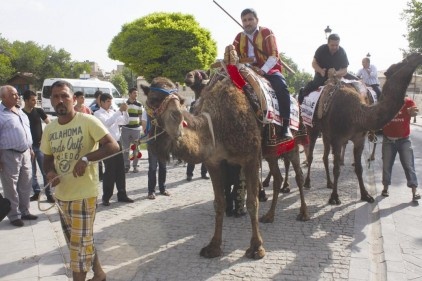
[108,12,217,82]
[110,73,128,97]
[280,53,313,94]
[402,0,422,54]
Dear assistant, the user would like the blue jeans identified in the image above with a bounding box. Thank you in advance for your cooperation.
[382,136,418,188]
[31,145,52,196]
[147,147,167,194]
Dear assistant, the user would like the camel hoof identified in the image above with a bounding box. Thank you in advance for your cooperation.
[262,180,270,188]
[280,187,290,193]
[259,214,274,223]
[327,183,334,189]
[245,246,266,259]
[328,197,341,205]
[200,245,222,258]
[361,195,375,203]
[296,212,310,221]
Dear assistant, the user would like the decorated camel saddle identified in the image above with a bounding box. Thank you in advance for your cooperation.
[300,70,378,127]
[209,45,301,157]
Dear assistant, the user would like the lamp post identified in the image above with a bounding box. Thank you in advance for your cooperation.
[324,25,332,39]
[366,53,371,58]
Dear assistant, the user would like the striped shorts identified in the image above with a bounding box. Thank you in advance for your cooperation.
[57,197,97,272]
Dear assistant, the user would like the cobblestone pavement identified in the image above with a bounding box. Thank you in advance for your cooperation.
[1,130,421,280]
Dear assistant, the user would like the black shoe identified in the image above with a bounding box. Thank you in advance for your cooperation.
[118,197,134,203]
[30,193,40,201]
[10,219,24,227]
[21,214,38,220]
[201,175,210,180]
[102,200,110,206]
[46,195,55,203]
[234,210,247,218]
[186,175,192,181]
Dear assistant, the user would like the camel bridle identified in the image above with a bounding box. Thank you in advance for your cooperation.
[145,86,183,139]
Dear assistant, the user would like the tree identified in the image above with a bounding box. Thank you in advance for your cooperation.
[108,12,217,82]
[402,0,422,54]
[280,53,313,94]
[110,73,128,97]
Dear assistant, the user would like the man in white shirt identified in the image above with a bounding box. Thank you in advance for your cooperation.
[357,57,382,99]
[94,93,134,205]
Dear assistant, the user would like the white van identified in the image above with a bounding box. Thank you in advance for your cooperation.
[41,78,125,115]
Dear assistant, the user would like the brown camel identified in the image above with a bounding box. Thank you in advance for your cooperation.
[303,53,422,205]
[141,70,309,259]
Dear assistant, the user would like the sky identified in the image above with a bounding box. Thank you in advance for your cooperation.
[0,0,411,76]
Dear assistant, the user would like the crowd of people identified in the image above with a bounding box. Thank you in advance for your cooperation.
[0,6,420,281]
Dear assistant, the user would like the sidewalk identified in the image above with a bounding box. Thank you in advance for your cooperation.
[0,135,421,280]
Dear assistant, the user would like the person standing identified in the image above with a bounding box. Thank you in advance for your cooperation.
[233,8,292,138]
[73,91,92,114]
[121,87,143,173]
[298,33,349,104]
[0,85,37,227]
[381,97,420,201]
[22,90,54,203]
[41,80,119,281]
[141,110,170,199]
[94,93,134,206]
[356,57,382,99]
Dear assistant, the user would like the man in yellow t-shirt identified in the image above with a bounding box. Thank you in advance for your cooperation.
[40,80,119,281]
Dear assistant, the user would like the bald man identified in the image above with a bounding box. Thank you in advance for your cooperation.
[0,85,37,227]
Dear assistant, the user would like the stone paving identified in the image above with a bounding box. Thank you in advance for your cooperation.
[1,127,421,280]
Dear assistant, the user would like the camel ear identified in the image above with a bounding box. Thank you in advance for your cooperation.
[199,70,209,80]
[140,84,150,96]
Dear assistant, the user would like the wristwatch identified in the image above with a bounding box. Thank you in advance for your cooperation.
[81,156,89,164]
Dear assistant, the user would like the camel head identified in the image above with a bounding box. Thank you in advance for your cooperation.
[185,70,209,100]
[141,77,186,140]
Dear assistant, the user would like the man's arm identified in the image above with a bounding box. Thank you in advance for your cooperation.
[312,58,326,77]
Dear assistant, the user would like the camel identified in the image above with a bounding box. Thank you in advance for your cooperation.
[141,65,310,259]
[303,53,422,205]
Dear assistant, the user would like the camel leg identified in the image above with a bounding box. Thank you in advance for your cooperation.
[328,143,342,205]
[287,145,310,221]
[244,161,265,259]
[353,139,375,203]
[260,157,282,223]
[322,136,334,189]
[262,171,271,188]
[304,125,319,189]
[340,142,347,166]
[199,164,225,258]
[280,157,290,193]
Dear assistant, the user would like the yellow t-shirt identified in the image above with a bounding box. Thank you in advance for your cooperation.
[40,113,109,201]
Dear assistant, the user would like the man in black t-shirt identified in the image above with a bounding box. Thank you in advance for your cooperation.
[22,90,54,203]
[299,33,349,104]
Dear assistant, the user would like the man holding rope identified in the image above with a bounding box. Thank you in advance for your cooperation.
[41,80,119,281]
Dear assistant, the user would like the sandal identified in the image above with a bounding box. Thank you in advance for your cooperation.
[147,193,156,200]
[413,193,421,201]
[381,190,389,197]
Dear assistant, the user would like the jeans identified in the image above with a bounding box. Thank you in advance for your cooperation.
[31,145,51,196]
[264,73,291,120]
[147,147,167,194]
[382,136,418,188]
[186,163,207,177]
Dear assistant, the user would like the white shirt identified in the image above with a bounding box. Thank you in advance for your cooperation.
[94,107,129,141]
[356,64,380,86]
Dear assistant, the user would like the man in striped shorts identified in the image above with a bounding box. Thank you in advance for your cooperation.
[121,87,143,173]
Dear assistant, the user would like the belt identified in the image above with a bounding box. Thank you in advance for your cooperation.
[7,148,28,153]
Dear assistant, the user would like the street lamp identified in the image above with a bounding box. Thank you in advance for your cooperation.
[324,25,332,39]
[366,53,371,58]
